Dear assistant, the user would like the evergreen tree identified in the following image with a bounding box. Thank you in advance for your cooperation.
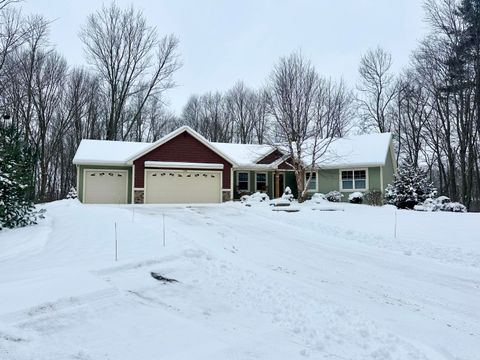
[65,187,78,199]
[385,163,437,209]
[0,119,40,229]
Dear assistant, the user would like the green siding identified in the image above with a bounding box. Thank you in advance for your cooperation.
[249,171,256,192]
[318,169,339,194]
[267,172,274,198]
[78,165,133,203]
[368,167,381,191]
[383,147,395,191]
[234,166,387,201]
[317,167,383,202]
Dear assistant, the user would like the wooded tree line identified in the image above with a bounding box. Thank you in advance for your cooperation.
[0,0,479,209]
[355,0,480,210]
[0,2,181,202]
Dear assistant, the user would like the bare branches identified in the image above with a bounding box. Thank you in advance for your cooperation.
[266,51,352,201]
[357,46,396,133]
[80,3,180,140]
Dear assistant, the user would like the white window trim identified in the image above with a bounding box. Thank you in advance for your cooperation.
[236,171,250,192]
[304,171,318,192]
[255,172,268,192]
[339,168,369,192]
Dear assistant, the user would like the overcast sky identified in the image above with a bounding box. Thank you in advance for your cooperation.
[21,0,428,115]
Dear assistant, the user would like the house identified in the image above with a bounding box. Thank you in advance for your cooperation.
[72,126,396,204]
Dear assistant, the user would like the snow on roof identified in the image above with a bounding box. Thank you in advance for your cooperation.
[72,130,392,169]
[73,139,151,165]
[211,142,275,166]
[316,132,392,168]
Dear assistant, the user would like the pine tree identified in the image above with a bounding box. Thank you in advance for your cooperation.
[65,187,78,199]
[385,163,437,209]
[0,120,40,230]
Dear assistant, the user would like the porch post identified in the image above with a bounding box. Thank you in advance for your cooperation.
[275,171,280,198]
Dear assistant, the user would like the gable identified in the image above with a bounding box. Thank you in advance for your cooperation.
[256,149,284,165]
[128,126,236,166]
[133,130,233,188]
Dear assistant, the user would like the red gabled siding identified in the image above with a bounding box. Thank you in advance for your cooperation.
[256,149,284,164]
[277,157,293,170]
[133,131,232,189]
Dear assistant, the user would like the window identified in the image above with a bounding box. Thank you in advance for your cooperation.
[256,173,267,191]
[305,172,317,191]
[341,170,367,190]
[237,172,249,191]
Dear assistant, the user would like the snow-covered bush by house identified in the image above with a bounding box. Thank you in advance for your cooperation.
[364,190,383,206]
[311,193,326,203]
[241,192,270,204]
[326,190,343,202]
[0,124,43,230]
[281,186,294,202]
[348,192,363,204]
[65,187,78,199]
[385,163,436,209]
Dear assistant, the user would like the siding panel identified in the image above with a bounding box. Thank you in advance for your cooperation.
[133,131,232,189]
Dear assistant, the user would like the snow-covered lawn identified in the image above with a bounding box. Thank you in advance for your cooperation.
[0,200,479,359]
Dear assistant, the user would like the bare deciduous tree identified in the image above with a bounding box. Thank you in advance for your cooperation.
[266,52,341,202]
[357,47,396,133]
[80,3,181,140]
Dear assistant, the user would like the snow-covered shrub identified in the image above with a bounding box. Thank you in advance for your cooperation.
[65,187,78,199]
[348,192,363,204]
[281,186,294,202]
[385,163,436,209]
[241,192,270,204]
[441,202,467,213]
[414,196,467,213]
[326,190,343,202]
[0,124,43,230]
[436,196,451,205]
[414,197,439,212]
[364,190,383,206]
[311,193,326,201]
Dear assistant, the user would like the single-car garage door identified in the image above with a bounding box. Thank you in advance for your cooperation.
[84,170,128,204]
[145,169,222,204]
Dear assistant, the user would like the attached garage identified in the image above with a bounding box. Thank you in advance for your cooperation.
[83,169,128,204]
[144,168,222,204]
[73,126,237,204]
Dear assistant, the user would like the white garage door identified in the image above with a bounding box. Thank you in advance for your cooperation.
[145,169,222,204]
[84,170,128,204]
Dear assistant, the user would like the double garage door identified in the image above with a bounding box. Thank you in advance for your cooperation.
[83,168,222,204]
[145,169,222,204]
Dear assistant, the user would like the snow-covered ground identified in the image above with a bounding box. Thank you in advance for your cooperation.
[0,200,479,360]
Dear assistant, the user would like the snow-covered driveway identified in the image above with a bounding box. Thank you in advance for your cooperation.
[0,200,479,359]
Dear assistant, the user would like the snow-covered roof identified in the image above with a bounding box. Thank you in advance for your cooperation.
[316,133,393,169]
[211,142,274,167]
[73,139,151,165]
[72,128,393,169]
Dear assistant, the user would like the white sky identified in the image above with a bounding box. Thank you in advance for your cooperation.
[20,0,428,115]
